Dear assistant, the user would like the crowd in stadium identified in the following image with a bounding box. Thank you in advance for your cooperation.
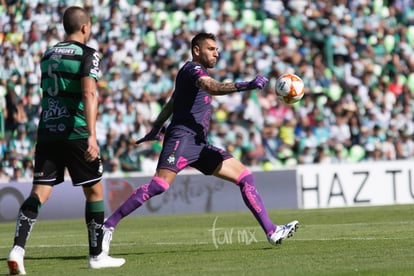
[1,0,414,182]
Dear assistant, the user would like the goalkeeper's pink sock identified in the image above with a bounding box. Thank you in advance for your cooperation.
[237,169,276,235]
[104,176,169,228]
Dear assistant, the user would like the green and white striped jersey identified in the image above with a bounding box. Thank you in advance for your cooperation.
[38,41,100,142]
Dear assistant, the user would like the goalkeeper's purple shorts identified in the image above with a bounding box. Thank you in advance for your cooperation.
[157,127,232,175]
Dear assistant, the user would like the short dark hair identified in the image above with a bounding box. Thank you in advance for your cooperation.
[63,6,90,35]
[190,32,216,54]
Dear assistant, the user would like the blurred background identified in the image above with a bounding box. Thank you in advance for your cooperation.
[1,0,414,182]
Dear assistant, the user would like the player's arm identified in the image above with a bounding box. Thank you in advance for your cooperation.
[153,96,174,127]
[82,76,99,162]
[135,97,174,145]
[196,76,237,95]
[196,75,268,95]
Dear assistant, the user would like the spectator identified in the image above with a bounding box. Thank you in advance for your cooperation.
[2,1,414,176]
[298,146,315,165]
[128,69,146,100]
[395,128,414,159]
[106,157,123,177]
[298,126,318,154]
[109,110,130,141]
[331,144,348,163]
[3,153,22,178]
[140,147,160,174]
[382,133,397,160]
[118,139,141,172]
[314,145,332,164]
[8,124,34,161]
[21,156,34,180]
[0,162,10,182]
[101,131,117,171]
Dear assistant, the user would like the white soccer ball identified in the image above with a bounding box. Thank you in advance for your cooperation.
[275,73,305,105]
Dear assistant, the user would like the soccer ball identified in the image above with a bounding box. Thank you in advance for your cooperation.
[275,73,305,105]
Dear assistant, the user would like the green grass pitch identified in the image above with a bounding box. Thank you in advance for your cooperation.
[1,204,413,275]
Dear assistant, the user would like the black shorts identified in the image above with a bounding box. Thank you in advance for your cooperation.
[33,139,103,186]
[158,127,233,175]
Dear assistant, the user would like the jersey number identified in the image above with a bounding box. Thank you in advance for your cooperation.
[47,63,59,96]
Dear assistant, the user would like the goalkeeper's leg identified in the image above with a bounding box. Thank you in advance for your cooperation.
[102,176,170,254]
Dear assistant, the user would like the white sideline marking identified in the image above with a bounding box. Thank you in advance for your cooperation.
[0,237,412,250]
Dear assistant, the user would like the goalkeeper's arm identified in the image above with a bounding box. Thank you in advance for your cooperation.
[153,96,174,128]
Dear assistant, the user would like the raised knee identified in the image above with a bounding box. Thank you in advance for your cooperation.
[236,169,252,185]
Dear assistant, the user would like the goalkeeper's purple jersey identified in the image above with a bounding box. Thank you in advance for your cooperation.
[169,61,212,141]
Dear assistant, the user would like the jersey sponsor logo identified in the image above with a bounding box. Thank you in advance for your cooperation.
[90,68,100,78]
[57,123,66,132]
[90,52,101,79]
[52,48,76,55]
[50,54,62,60]
[45,123,58,132]
[192,65,206,78]
[242,182,262,213]
[176,156,188,169]
[34,172,44,177]
[42,98,70,121]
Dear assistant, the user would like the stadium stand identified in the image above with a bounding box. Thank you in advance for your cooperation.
[1,0,414,180]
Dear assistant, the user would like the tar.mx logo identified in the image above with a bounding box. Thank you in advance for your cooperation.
[208,216,258,249]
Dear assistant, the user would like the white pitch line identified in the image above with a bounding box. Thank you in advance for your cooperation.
[302,221,414,227]
[0,237,412,250]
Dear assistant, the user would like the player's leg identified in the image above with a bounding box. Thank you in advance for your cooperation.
[8,184,52,275]
[102,170,173,254]
[213,157,299,245]
[12,185,51,248]
[67,139,124,269]
[190,144,279,236]
[104,170,173,229]
[8,141,59,275]
[103,129,192,231]
[103,128,193,253]
[213,157,277,233]
[83,182,125,268]
[82,182,105,257]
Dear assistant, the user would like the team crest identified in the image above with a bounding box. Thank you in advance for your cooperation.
[167,153,175,165]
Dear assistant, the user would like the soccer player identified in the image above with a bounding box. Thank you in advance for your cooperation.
[7,6,125,275]
[102,32,299,254]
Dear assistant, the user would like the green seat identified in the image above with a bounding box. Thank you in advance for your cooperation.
[144,31,157,49]
[372,63,383,76]
[284,158,298,167]
[170,10,186,31]
[326,83,343,101]
[152,10,168,29]
[373,0,385,14]
[406,73,414,93]
[406,25,414,45]
[261,18,278,36]
[383,34,395,53]
[348,145,366,163]
[222,1,237,18]
[242,9,256,26]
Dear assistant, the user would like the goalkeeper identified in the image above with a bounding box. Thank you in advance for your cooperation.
[102,32,299,254]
